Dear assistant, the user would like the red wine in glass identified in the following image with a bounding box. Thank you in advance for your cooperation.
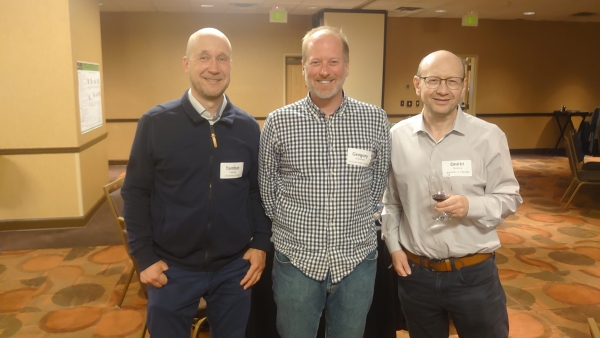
[429,170,452,221]
[432,193,451,202]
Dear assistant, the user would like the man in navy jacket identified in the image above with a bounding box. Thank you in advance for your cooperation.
[121,27,271,338]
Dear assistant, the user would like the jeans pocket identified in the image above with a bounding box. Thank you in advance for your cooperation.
[274,250,292,265]
[365,249,378,261]
[458,259,496,286]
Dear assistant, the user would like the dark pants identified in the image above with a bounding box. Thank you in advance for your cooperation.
[147,256,251,338]
[397,255,508,338]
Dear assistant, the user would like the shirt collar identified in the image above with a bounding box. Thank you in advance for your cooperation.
[305,90,348,119]
[413,106,467,136]
[187,89,227,123]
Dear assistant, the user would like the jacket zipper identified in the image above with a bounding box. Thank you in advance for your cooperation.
[204,124,217,269]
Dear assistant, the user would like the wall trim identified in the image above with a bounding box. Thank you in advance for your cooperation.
[0,132,108,156]
[478,113,553,118]
[107,117,269,122]
[387,113,554,118]
[106,118,139,123]
[109,160,129,165]
[510,148,565,156]
[0,196,105,232]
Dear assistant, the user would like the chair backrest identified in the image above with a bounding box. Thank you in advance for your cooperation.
[590,317,600,338]
[103,177,125,230]
[572,128,586,163]
[564,130,580,177]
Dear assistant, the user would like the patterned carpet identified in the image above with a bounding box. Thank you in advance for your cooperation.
[0,155,599,338]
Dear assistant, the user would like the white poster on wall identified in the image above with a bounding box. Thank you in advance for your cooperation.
[77,61,103,134]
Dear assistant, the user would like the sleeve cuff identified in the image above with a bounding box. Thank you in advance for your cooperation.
[466,195,486,220]
[250,234,272,252]
[133,245,161,272]
[385,237,402,254]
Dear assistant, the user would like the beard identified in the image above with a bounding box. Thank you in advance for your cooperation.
[305,75,345,100]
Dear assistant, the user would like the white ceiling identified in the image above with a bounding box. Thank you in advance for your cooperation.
[98,0,600,22]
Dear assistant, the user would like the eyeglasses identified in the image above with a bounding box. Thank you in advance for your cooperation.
[418,77,464,90]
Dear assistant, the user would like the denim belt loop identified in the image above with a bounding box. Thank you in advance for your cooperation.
[450,257,457,271]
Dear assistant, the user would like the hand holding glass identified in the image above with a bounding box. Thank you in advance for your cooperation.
[429,171,452,221]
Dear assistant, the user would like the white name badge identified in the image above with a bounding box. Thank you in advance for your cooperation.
[347,148,372,167]
[442,160,472,177]
[220,162,243,179]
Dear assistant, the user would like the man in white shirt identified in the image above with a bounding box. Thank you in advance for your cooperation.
[382,50,522,338]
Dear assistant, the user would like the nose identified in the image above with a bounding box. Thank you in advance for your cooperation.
[207,58,219,73]
[436,80,451,94]
[319,64,330,77]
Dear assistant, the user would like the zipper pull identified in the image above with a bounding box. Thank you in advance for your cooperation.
[210,126,218,148]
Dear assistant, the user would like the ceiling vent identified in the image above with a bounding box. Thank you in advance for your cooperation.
[571,11,597,17]
[395,6,422,11]
[229,3,258,8]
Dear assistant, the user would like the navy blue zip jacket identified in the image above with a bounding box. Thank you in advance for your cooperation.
[121,92,272,272]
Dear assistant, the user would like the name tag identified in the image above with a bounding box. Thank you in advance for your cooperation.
[220,162,243,179]
[442,160,472,177]
[347,148,372,167]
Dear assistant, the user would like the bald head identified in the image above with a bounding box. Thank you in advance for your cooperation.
[186,28,232,60]
[416,50,465,78]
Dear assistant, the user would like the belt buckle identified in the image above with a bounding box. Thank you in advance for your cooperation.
[427,258,444,271]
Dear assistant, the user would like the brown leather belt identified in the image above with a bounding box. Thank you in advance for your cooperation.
[403,248,492,272]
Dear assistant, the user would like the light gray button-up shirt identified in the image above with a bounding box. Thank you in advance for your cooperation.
[382,108,522,259]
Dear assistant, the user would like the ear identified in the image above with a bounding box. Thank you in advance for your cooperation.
[182,56,190,74]
[413,76,421,96]
[344,60,350,77]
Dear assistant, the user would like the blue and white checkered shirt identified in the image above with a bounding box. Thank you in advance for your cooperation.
[258,93,391,283]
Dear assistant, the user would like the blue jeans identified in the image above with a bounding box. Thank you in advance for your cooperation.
[272,249,377,338]
[146,256,251,338]
[397,254,508,338]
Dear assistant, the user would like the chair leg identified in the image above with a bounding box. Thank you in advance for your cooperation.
[140,322,147,338]
[117,266,135,308]
[564,183,584,209]
[191,317,208,338]
[560,179,578,202]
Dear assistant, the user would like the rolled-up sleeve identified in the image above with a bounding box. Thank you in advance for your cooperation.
[466,133,522,228]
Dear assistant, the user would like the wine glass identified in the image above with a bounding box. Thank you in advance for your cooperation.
[429,170,452,221]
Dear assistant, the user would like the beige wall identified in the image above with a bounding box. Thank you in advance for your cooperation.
[384,18,600,149]
[101,13,600,160]
[384,18,600,114]
[0,0,108,227]
[322,12,386,107]
[101,12,312,161]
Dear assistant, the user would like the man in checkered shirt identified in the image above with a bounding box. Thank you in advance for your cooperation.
[258,26,391,338]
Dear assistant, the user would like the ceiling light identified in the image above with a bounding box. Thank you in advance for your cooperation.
[435,9,446,13]
[201,4,213,7]
[523,12,535,15]
[307,6,319,9]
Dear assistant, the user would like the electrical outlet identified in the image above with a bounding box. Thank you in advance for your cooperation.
[416,100,420,107]
[407,101,412,107]
[400,100,405,107]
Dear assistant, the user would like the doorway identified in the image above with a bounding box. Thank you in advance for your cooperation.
[285,55,306,105]
[459,55,478,115]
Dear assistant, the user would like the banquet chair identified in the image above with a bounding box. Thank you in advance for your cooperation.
[590,317,600,338]
[103,177,208,338]
[560,130,600,209]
